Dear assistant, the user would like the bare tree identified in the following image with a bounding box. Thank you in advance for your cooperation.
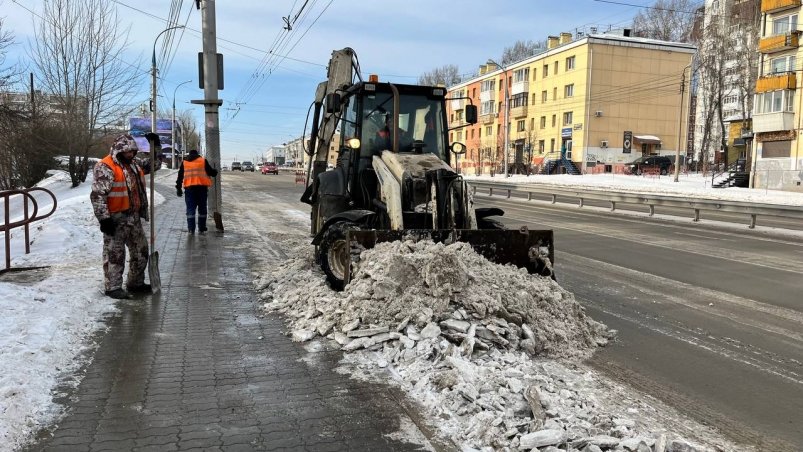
[729,0,761,162]
[177,110,202,152]
[418,64,462,86]
[31,0,142,187]
[632,0,697,42]
[500,39,545,66]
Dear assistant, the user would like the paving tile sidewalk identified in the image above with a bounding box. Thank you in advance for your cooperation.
[24,188,431,452]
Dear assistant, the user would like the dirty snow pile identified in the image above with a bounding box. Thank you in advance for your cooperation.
[256,239,731,452]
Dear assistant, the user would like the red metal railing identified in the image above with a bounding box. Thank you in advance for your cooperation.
[0,187,57,273]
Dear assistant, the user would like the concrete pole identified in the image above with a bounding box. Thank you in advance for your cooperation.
[201,0,223,231]
[674,63,691,182]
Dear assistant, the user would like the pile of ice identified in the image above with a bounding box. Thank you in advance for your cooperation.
[256,239,729,452]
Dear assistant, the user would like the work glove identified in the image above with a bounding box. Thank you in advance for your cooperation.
[144,132,162,149]
[176,187,183,197]
[99,218,116,236]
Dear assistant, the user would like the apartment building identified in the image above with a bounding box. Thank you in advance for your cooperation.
[753,0,803,191]
[447,31,696,175]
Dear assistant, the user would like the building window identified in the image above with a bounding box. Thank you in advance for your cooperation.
[756,90,795,113]
[563,111,573,125]
[772,14,798,35]
[551,114,556,127]
[511,92,528,108]
[543,64,549,77]
[450,113,454,122]
[553,87,557,100]
[554,61,559,74]
[532,93,537,104]
[550,138,555,151]
[456,130,463,141]
[542,90,548,103]
[565,55,575,71]
[762,140,791,158]
[485,126,492,136]
[538,140,545,153]
[565,84,574,97]
[456,110,463,120]
[517,120,526,132]
[513,67,529,83]
[530,118,535,130]
[770,55,796,74]
[540,116,546,129]
[481,79,496,92]
[471,129,475,138]
[480,100,495,115]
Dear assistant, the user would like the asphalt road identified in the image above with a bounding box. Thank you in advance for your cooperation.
[223,170,803,450]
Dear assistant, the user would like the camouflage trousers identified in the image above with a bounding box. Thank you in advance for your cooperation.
[102,214,149,292]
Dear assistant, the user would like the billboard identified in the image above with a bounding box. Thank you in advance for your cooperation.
[129,117,181,154]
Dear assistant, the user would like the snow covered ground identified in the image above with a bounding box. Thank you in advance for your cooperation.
[3,171,794,451]
[464,173,803,206]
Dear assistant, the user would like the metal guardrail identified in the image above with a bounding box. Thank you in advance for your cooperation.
[468,180,803,229]
[1,187,58,272]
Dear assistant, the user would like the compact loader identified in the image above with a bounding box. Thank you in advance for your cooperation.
[301,48,554,290]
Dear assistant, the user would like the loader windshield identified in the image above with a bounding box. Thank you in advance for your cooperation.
[361,89,445,160]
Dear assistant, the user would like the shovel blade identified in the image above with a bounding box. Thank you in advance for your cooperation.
[148,250,161,294]
[345,228,555,285]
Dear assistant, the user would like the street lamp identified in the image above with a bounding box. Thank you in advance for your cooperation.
[172,80,192,168]
[487,59,510,177]
[151,25,185,138]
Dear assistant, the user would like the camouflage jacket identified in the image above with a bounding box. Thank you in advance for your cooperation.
[90,146,149,222]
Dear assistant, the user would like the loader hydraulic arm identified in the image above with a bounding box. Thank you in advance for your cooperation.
[308,48,358,184]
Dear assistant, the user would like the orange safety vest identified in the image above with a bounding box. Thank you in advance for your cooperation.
[182,157,213,188]
[100,155,144,213]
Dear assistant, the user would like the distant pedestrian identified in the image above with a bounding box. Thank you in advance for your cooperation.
[90,133,152,299]
[176,149,218,234]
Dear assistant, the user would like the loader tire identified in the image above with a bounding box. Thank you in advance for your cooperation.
[318,222,359,291]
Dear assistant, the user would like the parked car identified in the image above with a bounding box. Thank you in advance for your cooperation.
[629,155,672,175]
[261,162,279,175]
[231,161,242,171]
[242,161,255,172]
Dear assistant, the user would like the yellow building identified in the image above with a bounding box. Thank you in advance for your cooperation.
[752,0,803,191]
[448,31,696,175]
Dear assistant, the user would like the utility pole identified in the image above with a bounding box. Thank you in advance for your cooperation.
[194,0,224,232]
[674,63,691,182]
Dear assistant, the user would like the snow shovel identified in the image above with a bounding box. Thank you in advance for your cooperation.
[145,133,161,294]
[212,170,224,232]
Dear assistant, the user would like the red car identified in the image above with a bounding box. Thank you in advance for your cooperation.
[261,162,279,175]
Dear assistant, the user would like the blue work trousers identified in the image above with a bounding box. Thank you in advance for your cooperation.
[184,185,209,232]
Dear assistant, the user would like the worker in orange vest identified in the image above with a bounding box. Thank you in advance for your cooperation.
[90,133,152,299]
[175,149,218,234]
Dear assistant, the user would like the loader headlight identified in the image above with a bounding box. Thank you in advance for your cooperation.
[346,138,361,149]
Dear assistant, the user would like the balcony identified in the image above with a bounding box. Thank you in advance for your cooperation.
[510,105,528,118]
[755,72,797,92]
[511,81,529,95]
[479,90,496,103]
[480,113,497,125]
[450,98,465,110]
[753,111,795,133]
[761,0,801,13]
[759,32,800,53]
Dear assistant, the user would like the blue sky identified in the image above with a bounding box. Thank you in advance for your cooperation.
[3,0,648,164]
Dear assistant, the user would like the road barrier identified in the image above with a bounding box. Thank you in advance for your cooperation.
[294,170,306,185]
[1,187,57,273]
[468,180,803,229]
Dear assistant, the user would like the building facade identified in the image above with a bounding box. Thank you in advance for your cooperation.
[447,31,696,175]
[752,0,803,191]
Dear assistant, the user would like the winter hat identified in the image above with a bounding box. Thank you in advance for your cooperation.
[188,149,199,156]
[111,133,138,154]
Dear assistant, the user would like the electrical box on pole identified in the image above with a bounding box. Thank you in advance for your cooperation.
[198,53,224,90]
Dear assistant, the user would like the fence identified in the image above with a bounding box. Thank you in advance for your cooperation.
[1,187,57,273]
[468,180,803,229]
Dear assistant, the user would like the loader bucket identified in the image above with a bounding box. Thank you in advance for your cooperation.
[344,227,554,285]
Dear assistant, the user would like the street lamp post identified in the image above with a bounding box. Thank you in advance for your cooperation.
[487,59,510,177]
[172,80,192,168]
[151,25,185,139]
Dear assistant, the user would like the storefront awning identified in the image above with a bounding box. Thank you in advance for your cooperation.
[634,135,662,144]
